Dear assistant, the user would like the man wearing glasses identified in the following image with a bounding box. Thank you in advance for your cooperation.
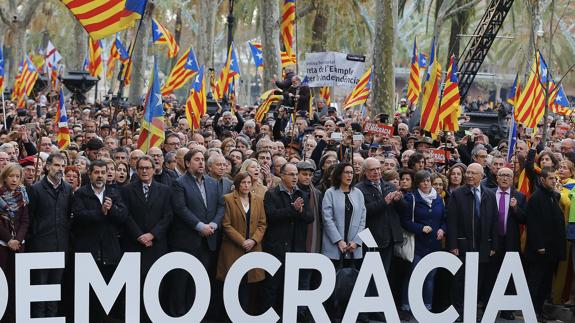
[483,167,526,321]
[163,133,181,154]
[263,163,313,315]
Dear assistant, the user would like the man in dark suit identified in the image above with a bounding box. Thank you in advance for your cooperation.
[207,154,232,195]
[72,160,127,322]
[447,163,499,321]
[263,163,313,315]
[168,149,224,317]
[355,157,405,322]
[486,167,527,320]
[525,167,566,321]
[121,155,172,322]
[27,153,73,318]
[121,155,172,275]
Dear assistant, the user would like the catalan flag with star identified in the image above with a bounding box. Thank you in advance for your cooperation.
[407,38,421,106]
[438,55,461,132]
[248,41,264,70]
[59,0,147,41]
[161,47,199,95]
[16,56,39,108]
[152,18,179,58]
[56,88,71,149]
[185,65,206,131]
[342,66,373,110]
[420,38,442,134]
[215,42,241,101]
[514,52,545,129]
[137,57,165,153]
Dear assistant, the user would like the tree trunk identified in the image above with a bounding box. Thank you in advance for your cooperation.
[170,7,182,70]
[198,0,216,68]
[260,0,281,90]
[128,4,153,105]
[310,1,328,52]
[372,0,396,116]
[70,20,86,71]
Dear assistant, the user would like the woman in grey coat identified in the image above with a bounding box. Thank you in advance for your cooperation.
[321,162,367,266]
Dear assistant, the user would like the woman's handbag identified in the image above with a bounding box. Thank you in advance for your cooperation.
[394,196,415,262]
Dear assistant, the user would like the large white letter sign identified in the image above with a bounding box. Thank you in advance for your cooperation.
[74,253,141,323]
[408,252,461,323]
[16,252,65,323]
[482,252,536,323]
[223,252,281,323]
[283,253,335,323]
[144,252,211,323]
[0,265,6,320]
[342,251,399,323]
[464,252,479,323]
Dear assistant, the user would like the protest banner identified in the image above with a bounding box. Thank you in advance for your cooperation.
[304,52,366,88]
[432,149,451,164]
[364,122,394,138]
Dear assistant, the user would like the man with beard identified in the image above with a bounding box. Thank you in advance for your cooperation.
[72,160,127,322]
[27,153,73,318]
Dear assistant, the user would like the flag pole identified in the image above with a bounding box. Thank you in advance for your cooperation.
[294,0,298,75]
[1,90,6,130]
[118,2,149,98]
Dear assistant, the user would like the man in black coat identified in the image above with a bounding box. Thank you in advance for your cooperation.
[263,163,313,315]
[146,147,178,186]
[168,149,224,317]
[121,155,172,323]
[355,157,405,322]
[281,75,310,114]
[27,153,73,318]
[71,160,127,322]
[485,167,527,320]
[447,163,498,320]
[121,155,172,275]
[212,110,245,137]
[525,167,566,321]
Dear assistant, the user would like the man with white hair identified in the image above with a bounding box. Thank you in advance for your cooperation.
[212,109,244,137]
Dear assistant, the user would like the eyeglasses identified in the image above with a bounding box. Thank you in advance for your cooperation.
[343,171,354,175]
[138,166,153,170]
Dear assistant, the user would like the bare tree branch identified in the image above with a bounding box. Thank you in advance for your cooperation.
[296,1,316,19]
[20,0,42,27]
[0,8,13,27]
[352,0,374,37]
[443,0,481,20]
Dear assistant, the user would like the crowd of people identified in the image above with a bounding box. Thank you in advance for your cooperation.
[0,71,574,323]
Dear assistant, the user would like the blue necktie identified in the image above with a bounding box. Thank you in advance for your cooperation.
[473,188,481,218]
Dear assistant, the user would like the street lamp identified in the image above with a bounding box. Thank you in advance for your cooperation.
[227,0,235,50]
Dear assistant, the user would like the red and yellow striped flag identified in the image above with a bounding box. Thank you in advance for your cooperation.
[161,47,199,95]
[215,42,241,101]
[255,90,283,123]
[343,66,373,110]
[439,55,461,132]
[320,86,331,106]
[420,39,442,135]
[88,38,103,77]
[407,38,421,106]
[185,65,206,131]
[281,0,295,57]
[281,51,296,68]
[60,0,146,41]
[152,18,179,58]
[15,57,39,108]
[514,53,545,129]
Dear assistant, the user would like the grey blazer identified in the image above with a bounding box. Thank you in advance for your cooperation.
[321,187,366,259]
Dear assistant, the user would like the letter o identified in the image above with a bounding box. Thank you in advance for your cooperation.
[0,267,6,318]
[143,252,211,323]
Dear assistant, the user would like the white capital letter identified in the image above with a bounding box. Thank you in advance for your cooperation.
[223,252,281,323]
[342,252,399,323]
[464,252,479,323]
[74,253,140,323]
[0,264,6,320]
[482,252,536,323]
[409,252,461,323]
[16,252,65,323]
[144,252,210,323]
[283,253,335,323]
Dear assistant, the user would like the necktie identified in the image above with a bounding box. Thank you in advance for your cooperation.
[473,188,481,218]
[143,184,149,201]
[498,191,507,235]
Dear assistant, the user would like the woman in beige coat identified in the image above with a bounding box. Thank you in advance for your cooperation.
[217,171,267,311]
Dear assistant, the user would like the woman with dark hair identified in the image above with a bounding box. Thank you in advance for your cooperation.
[447,163,466,195]
[526,135,559,192]
[64,166,82,192]
[115,161,130,186]
[0,163,29,323]
[400,170,446,314]
[312,152,338,186]
[321,162,366,266]
[217,172,267,312]
[408,152,426,171]
[399,169,415,193]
